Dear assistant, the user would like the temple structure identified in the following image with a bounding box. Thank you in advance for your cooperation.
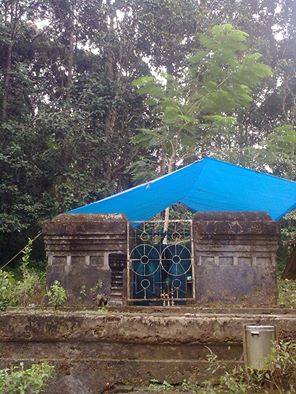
[43,157,295,307]
[43,211,279,306]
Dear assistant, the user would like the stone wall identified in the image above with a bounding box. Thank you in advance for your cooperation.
[0,310,295,393]
[193,212,279,305]
[43,214,127,305]
[43,211,279,307]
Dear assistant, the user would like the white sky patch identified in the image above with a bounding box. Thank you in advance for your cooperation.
[272,24,284,41]
[142,56,166,83]
[35,19,50,29]
[264,164,273,173]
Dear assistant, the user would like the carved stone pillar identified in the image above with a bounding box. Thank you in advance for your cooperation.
[193,212,279,306]
[108,253,127,305]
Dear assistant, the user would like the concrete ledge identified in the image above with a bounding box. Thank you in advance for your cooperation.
[1,310,296,344]
[1,310,295,393]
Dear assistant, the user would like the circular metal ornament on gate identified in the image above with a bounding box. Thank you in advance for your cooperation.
[130,244,160,276]
[161,244,192,276]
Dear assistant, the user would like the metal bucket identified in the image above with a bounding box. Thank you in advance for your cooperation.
[244,325,276,369]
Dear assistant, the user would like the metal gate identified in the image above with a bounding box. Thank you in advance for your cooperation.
[127,220,194,304]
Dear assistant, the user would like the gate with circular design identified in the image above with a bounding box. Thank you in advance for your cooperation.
[127,220,195,304]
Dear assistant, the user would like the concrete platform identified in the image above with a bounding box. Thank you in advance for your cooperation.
[0,309,295,393]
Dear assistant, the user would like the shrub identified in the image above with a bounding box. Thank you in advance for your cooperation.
[47,281,67,309]
[12,239,44,307]
[205,340,296,393]
[0,270,14,311]
[0,239,46,308]
[20,239,33,277]
[278,279,296,308]
[0,362,54,393]
[13,271,43,307]
[267,340,296,390]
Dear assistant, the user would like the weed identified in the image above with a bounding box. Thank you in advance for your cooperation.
[47,281,67,309]
[96,306,108,314]
[278,279,296,307]
[0,270,14,311]
[205,340,296,393]
[149,379,174,391]
[0,362,54,393]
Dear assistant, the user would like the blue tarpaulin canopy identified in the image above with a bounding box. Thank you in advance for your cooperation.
[69,157,296,222]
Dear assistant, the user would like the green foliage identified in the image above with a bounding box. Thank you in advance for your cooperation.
[140,340,296,392]
[0,238,45,309]
[280,211,296,246]
[149,379,174,391]
[265,124,296,179]
[0,362,54,394]
[190,24,272,114]
[47,281,67,309]
[13,270,42,307]
[12,239,44,307]
[278,279,296,308]
[205,340,296,393]
[96,306,108,314]
[0,270,14,311]
[0,0,295,261]
[132,23,272,176]
[20,238,33,276]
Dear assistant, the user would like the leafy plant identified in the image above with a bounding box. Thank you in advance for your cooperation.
[47,281,67,309]
[205,340,296,393]
[20,238,33,277]
[0,270,14,311]
[132,24,272,178]
[278,279,296,308]
[13,271,43,307]
[90,280,103,295]
[96,306,108,314]
[149,379,174,391]
[0,362,54,394]
[12,239,44,307]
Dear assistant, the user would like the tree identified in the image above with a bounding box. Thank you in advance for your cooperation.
[132,24,272,229]
[133,24,272,174]
[0,0,295,266]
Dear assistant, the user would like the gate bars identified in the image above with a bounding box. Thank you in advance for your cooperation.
[127,220,195,303]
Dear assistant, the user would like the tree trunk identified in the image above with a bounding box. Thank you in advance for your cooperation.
[2,39,13,121]
[282,244,296,279]
[65,5,75,103]
[104,0,118,183]
[163,160,174,244]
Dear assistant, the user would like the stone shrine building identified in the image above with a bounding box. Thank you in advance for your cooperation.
[43,157,296,307]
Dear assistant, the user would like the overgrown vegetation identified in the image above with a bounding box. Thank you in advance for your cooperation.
[0,362,54,393]
[0,238,67,310]
[0,270,14,311]
[278,279,296,308]
[0,239,45,310]
[149,340,296,393]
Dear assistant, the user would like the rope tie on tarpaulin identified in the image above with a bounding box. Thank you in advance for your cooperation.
[0,232,42,270]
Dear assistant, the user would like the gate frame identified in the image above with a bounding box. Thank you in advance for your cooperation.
[126,219,195,303]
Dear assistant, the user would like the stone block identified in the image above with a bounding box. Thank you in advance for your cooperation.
[43,214,127,306]
[193,211,279,306]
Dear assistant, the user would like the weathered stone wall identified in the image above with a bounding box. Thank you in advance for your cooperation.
[43,211,279,307]
[43,214,127,305]
[0,310,295,393]
[193,212,279,305]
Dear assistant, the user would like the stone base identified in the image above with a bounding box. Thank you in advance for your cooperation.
[0,309,295,393]
[193,212,279,305]
[43,214,127,306]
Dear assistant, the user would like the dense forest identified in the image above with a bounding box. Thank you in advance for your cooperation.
[0,0,295,264]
